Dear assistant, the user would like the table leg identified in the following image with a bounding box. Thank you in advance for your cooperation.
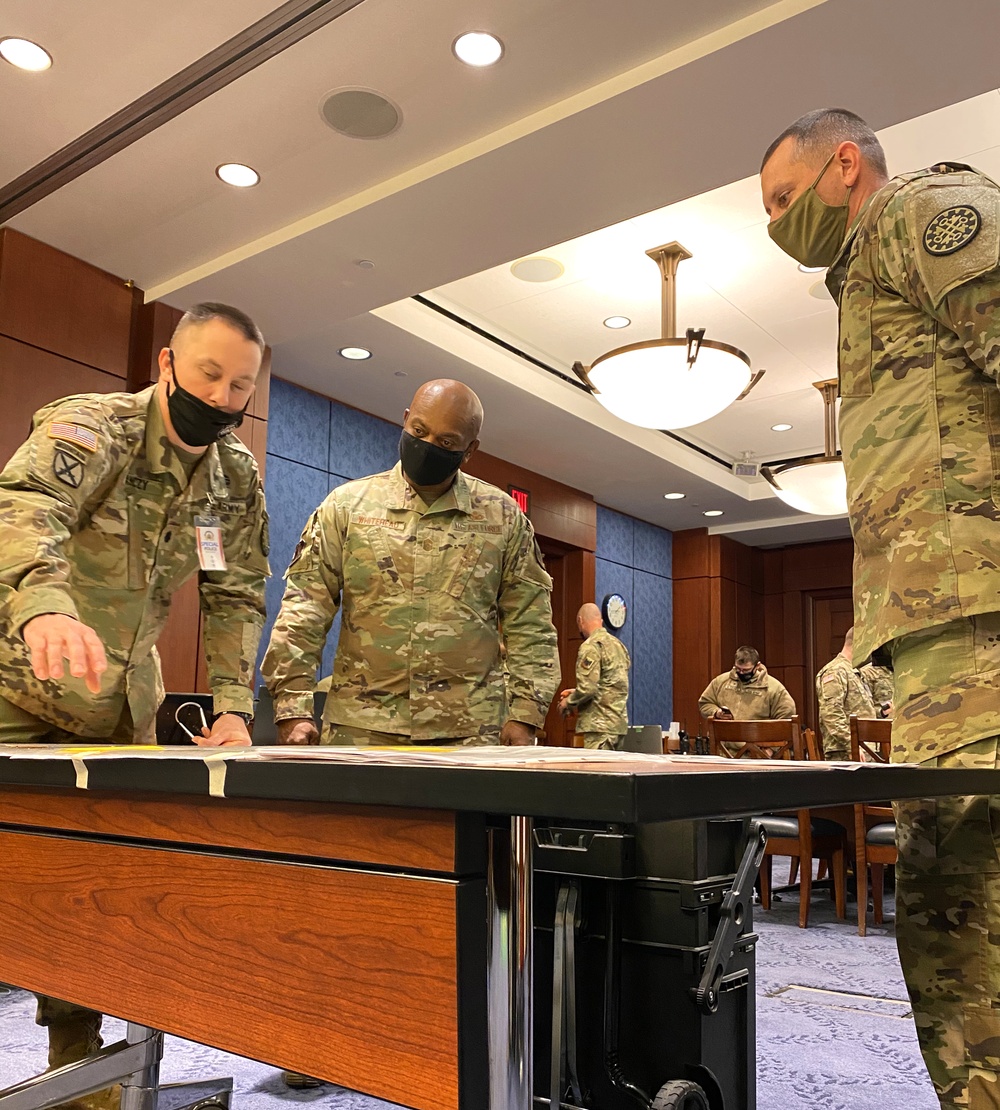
[487,815,534,1110]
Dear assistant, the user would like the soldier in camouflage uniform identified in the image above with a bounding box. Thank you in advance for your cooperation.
[0,303,269,1106]
[698,646,796,722]
[262,379,559,749]
[815,627,877,760]
[763,107,1000,1109]
[859,662,894,718]
[558,602,630,749]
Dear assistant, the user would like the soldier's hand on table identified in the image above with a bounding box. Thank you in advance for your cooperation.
[500,720,537,746]
[22,614,108,694]
[198,714,252,748]
[277,717,320,746]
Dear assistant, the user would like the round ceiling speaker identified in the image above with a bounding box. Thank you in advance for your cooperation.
[320,88,401,139]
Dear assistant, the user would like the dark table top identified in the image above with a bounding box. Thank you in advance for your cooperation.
[0,746,996,824]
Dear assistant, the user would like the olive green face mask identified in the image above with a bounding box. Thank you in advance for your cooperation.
[767,150,852,268]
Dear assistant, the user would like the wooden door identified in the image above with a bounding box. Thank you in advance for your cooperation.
[806,590,854,731]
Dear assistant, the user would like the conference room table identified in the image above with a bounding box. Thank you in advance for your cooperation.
[0,743,995,1110]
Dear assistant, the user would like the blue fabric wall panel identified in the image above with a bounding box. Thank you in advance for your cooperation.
[258,454,332,676]
[266,378,331,469]
[328,402,400,480]
[633,519,673,578]
[596,505,634,566]
[631,569,673,728]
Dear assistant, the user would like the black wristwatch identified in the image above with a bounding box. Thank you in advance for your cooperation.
[215,710,254,726]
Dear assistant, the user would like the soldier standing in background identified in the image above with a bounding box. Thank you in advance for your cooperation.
[858,660,894,718]
[558,602,630,749]
[762,106,1000,1109]
[815,627,876,760]
[0,302,269,1108]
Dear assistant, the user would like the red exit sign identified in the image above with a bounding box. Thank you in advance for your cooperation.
[508,485,531,515]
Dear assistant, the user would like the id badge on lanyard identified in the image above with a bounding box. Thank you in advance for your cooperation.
[194,514,227,571]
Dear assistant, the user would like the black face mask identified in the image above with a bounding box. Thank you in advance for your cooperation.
[399,430,465,487]
[166,349,248,447]
[736,669,756,684]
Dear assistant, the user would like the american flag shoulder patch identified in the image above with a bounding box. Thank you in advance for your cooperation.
[48,422,100,453]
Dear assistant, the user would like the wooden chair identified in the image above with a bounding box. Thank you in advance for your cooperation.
[849,715,896,936]
[707,717,848,928]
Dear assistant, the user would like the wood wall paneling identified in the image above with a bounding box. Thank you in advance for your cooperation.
[0,830,464,1110]
[464,450,597,551]
[0,228,134,377]
[156,576,201,694]
[0,337,123,468]
[128,301,182,391]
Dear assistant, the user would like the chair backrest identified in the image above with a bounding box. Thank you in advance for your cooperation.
[802,727,823,762]
[849,715,891,763]
[707,716,802,760]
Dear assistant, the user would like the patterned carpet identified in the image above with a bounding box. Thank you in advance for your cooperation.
[0,872,934,1110]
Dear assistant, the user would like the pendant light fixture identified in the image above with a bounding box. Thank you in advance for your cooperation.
[572,241,764,430]
[761,379,847,516]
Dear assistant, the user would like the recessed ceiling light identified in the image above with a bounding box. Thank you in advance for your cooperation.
[452,31,504,67]
[604,316,631,329]
[809,280,831,301]
[703,510,724,517]
[216,163,259,187]
[771,422,793,432]
[0,37,52,71]
[663,492,685,500]
[339,347,372,360]
[797,263,827,274]
[510,256,564,283]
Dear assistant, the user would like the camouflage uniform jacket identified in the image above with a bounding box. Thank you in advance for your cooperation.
[828,162,1000,663]
[0,387,269,738]
[816,653,876,759]
[566,627,630,734]
[858,663,893,715]
[698,665,795,721]
[261,463,559,740]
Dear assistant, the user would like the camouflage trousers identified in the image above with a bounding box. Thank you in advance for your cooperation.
[891,614,1000,1109]
[319,723,500,745]
[579,732,625,751]
[0,694,134,1069]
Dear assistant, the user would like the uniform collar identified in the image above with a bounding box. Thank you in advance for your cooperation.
[388,460,472,515]
[144,387,227,496]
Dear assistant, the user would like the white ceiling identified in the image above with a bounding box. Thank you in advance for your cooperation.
[4,0,1000,544]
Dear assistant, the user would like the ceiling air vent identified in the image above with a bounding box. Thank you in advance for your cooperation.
[320,88,401,139]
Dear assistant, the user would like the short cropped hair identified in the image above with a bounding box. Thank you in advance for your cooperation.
[761,108,888,178]
[734,646,760,666]
[171,302,265,351]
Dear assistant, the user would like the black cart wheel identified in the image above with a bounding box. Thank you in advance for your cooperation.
[651,1079,710,1110]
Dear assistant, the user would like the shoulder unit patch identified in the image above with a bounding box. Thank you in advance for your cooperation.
[923,205,981,256]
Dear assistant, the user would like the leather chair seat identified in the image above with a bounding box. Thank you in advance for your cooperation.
[866,822,896,846]
[757,814,846,839]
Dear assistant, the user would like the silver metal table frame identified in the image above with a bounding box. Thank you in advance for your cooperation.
[0,1023,232,1110]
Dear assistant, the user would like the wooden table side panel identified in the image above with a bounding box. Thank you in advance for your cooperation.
[0,787,459,872]
[0,831,462,1110]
